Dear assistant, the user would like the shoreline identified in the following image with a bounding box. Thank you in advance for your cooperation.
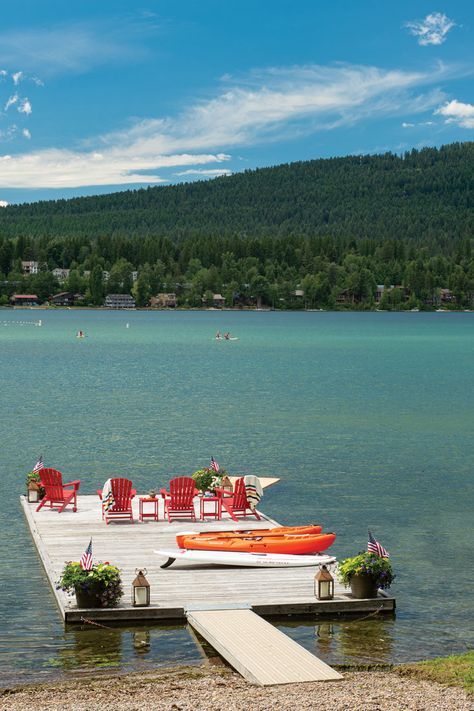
[1,663,471,711]
[1,305,473,313]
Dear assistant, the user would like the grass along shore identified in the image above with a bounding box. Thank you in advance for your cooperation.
[0,654,472,711]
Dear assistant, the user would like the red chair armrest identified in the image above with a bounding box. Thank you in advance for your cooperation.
[160,488,169,498]
[64,480,81,490]
[131,489,137,499]
[97,489,103,498]
[214,487,232,498]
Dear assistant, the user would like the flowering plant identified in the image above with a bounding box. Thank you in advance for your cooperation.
[57,561,123,607]
[338,552,395,590]
[25,471,45,498]
[191,468,225,493]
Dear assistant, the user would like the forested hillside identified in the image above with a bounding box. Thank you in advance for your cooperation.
[0,142,473,310]
[0,142,473,245]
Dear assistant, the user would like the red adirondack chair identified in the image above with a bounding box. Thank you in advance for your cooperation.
[36,468,80,513]
[96,478,135,524]
[160,477,197,522]
[215,477,261,522]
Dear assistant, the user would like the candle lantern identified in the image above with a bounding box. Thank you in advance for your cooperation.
[314,564,334,600]
[132,568,150,607]
[27,482,40,503]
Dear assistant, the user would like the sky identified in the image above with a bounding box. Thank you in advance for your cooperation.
[0,0,473,205]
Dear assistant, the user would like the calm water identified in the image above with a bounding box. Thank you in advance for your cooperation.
[1,309,473,686]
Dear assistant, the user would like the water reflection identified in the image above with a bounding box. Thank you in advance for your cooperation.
[57,626,122,671]
[337,617,395,664]
[39,622,204,681]
[315,623,335,655]
[276,614,396,666]
[132,630,151,655]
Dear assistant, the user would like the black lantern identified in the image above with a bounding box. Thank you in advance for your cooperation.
[132,568,150,607]
[314,564,334,600]
[27,482,40,503]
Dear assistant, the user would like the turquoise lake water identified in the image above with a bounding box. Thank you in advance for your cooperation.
[1,309,473,686]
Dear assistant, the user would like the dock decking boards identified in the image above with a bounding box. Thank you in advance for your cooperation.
[20,494,395,625]
[187,608,343,685]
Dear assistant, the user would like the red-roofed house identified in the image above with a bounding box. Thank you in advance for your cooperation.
[11,294,39,306]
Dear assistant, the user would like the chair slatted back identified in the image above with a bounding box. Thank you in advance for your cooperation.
[39,468,64,500]
[232,477,248,508]
[169,477,196,508]
[111,478,133,510]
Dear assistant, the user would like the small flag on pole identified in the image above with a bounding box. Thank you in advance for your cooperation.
[368,530,389,558]
[80,538,93,571]
[210,457,220,473]
[32,456,44,474]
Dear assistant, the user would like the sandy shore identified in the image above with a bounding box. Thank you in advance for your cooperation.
[0,665,472,711]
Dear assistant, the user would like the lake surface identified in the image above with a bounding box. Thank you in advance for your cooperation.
[1,309,473,686]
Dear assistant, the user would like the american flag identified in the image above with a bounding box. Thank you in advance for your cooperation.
[368,530,389,558]
[80,538,93,571]
[210,457,220,473]
[32,456,44,474]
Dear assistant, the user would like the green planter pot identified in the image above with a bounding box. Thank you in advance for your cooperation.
[350,574,379,599]
[75,586,105,608]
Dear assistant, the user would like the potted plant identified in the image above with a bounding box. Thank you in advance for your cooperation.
[25,471,45,500]
[338,552,395,599]
[57,561,124,608]
[191,467,223,494]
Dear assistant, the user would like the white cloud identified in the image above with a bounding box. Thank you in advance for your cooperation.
[435,99,474,128]
[0,61,464,189]
[0,125,18,141]
[22,128,31,139]
[18,98,32,115]
[4,93,18,111]
[12,71,23,85]
[405,12,455,46]
[174,168,232,177]
[402,119,435,128]
[0,200,9,207]
[0,21,153,77]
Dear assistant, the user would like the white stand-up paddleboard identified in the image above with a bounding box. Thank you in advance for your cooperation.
[155,548,336,568]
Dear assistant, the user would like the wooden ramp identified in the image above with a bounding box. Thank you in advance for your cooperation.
[186,607,342,686]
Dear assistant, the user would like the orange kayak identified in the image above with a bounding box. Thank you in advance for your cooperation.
[176,524,323,549]
[177,532,336,555]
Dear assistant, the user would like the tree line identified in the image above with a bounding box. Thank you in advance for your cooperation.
[0,142,473,309]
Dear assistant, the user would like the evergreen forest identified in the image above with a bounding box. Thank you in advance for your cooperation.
[0,142,473,309]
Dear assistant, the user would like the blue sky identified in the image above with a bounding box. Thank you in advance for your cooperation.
[0,1,472,204]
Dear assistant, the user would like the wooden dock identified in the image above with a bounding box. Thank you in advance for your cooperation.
[21,493,395,685]
[21,494,395,623]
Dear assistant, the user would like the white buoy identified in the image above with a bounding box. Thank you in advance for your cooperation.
[126,323,130,328]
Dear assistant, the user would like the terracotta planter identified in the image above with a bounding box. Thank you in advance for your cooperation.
[350,574,378,599]
[75,586,105,608]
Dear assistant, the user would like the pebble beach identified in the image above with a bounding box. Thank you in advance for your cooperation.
[1,665,472,711]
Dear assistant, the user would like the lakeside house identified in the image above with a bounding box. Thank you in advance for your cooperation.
[52,268,70,283]
[104,293,136,309]
[150,293,177,308]
[212,293,226,308]
[21,261,39,275]
[10,294,39,306]
[50,291,75,307]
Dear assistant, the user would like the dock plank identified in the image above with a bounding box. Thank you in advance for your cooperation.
[187,609,343,685]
